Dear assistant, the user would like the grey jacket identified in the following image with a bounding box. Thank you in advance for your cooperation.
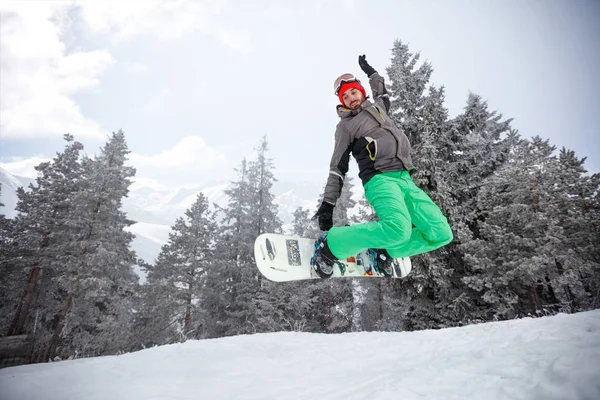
[322,72,415,205]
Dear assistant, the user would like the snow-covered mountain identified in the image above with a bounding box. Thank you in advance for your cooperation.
[123,177,327,266]
[124,178,323,228]
[1,310,598,400]
[0,167,35,218]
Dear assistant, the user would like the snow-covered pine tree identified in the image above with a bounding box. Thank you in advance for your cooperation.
[544,148,600,312]
[439,93,515,324]
[247,135,282,238]
[142,192,217,344]
[462,136,573,319]
[207,136,282,336]
[7,135,85,361]
[203,159,252,338]
[243,136,282,334]
[386,39,434,148]
[0,184,22,334]
[51,131,139,357]
[450,93,513,231]
[35,131,139,359]
[247,135,282,290]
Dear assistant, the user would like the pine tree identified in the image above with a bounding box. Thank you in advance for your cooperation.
[0,184,22,334]
[450,93,513,230]
[545,148,600,311]
[143,192,217,344]
[203,159,252,338]
[438,93,516,324]
[57,131,138,356]
[386,39,434,148]
[8,135,85,361]
[207,136,282,337]
[247,135,282,238]
[5,132,140,359]
[46,131,139,358]
[461,136,580,319]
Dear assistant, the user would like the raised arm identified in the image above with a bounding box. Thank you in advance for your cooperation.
[359,55,391,114]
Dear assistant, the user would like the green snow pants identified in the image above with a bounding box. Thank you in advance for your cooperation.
[327,171,453,259]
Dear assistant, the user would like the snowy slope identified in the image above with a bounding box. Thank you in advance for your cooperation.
[1,311,599,400]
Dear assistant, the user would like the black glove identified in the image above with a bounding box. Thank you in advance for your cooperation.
[313,201,334,231]
[358,55,376,77]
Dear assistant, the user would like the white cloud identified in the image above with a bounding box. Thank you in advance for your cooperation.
[129,136,227,169]
[138,88,172,114]
[215,25,252,54]
[0,156,50,179]
[0,135,226,183]
[123,61,148,74]
[0,2,113,139]
[76,0,247,52]
[0,0,249,141]
[77,0,204,42]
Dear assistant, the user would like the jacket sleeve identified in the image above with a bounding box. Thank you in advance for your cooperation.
[322,122,352,205]
[369,72,391,114]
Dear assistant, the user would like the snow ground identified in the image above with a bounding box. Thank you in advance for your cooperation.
[1,311,599,400]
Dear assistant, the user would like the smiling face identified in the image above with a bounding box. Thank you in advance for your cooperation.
[342,87,365,110]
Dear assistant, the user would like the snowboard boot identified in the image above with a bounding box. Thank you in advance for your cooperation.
[369,248,395,277]
[310,233,336,279]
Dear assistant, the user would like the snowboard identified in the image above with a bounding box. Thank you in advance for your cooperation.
[254,233,411,282]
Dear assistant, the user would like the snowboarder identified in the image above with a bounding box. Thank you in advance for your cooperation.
[311,55,453,278]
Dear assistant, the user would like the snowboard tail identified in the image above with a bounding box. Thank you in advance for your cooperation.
[254,233,411,282]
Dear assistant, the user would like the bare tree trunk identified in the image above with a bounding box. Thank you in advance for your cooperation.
[184,279,193,336]
[545,276,559,304]
[565,286,577,313]
[530,285,542,314]
[8,264,40,336]
[46,290,73,360]
[9,232,50,336]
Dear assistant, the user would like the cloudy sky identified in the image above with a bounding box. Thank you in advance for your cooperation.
[1,0,599,192]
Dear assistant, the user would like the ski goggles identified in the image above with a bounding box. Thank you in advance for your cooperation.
[333,73,361,95]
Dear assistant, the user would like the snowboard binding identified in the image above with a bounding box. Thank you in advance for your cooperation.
[368,248,395,277]
[310,234,336,279]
